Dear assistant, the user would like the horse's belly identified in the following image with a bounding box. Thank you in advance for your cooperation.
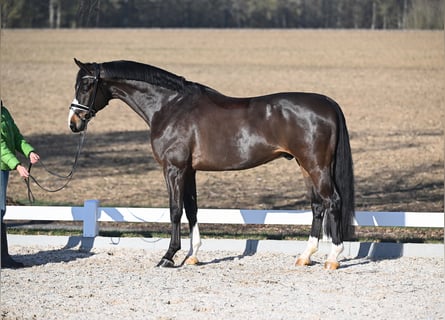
[192,146,281,171]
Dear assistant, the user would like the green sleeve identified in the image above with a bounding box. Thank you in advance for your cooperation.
[17,129,35,158]
[9,110,33,157]
[0,107,35,170]
[1,135,21,170]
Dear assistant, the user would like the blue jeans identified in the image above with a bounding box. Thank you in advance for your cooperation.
[1,170,9,221]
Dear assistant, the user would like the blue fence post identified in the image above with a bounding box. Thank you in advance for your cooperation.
[83,199,100,238]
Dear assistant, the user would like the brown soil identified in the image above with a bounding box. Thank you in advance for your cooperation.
[1,30,443,237]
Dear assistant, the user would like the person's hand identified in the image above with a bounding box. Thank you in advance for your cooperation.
[29,152,40,164]
[16,164,30,178]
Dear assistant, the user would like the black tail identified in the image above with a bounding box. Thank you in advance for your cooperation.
[333,103,355,240]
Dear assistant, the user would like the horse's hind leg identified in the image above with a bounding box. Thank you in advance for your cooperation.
[183,170,202,265]
[324,189,344,270]
[296,167,344,269]
[296,169,324,266]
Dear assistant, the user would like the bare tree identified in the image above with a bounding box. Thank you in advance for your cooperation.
[77,0,100,28]
[49,0,61,28]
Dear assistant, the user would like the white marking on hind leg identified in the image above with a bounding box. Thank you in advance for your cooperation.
[324,242,344,270]
[327,242,344,262]
[185,223,201,265]
[296,236,319,266]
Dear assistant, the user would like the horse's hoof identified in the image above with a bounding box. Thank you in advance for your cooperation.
[185,256,199,265]
[295,257,311,266]
[157,258,175,268]
[324,261,340,270]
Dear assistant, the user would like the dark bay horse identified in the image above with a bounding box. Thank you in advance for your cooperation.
[69,59,354,270]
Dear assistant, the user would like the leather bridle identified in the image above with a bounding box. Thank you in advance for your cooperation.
[69,63,100,121]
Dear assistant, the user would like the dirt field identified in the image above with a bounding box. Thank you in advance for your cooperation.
[1,244,444,320]
[0,29,443,214]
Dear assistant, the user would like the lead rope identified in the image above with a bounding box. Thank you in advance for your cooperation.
[24,131,87,203]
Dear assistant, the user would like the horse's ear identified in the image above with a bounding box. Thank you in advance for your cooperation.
[74,58,84,68]
[74,58,91,73]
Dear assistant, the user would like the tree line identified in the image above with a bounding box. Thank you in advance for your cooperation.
[1,0,443,29]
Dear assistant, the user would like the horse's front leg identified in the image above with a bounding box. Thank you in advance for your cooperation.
[157,165,186,268]
[185,222,201,265]
[183,169,202,265]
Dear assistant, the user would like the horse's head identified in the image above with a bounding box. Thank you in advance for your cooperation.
[69,59,110,132]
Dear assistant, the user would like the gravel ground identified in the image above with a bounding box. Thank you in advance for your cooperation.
[1,244,444,320]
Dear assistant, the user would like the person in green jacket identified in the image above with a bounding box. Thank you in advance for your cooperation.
[1,102,40,268]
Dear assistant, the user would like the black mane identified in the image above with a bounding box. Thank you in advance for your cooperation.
[102,60,190,92]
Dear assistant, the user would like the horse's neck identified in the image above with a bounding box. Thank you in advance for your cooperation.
[111,80,179,127]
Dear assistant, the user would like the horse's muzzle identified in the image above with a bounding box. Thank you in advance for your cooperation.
[68,108,87,132]
[70,121,85,133]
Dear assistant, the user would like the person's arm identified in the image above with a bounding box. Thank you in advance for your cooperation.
[14,122,35,160]
[1,107,38,177]
[0,134,21,171]
[13,130,39,178]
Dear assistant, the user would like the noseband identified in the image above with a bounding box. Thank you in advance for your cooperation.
[70,63,100,121]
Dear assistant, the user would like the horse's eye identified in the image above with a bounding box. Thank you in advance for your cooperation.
[81,79,91,91]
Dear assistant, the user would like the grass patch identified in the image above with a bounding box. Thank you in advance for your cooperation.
[6,222,444,244]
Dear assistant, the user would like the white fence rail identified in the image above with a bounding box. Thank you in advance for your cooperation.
[4,199,444,238]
